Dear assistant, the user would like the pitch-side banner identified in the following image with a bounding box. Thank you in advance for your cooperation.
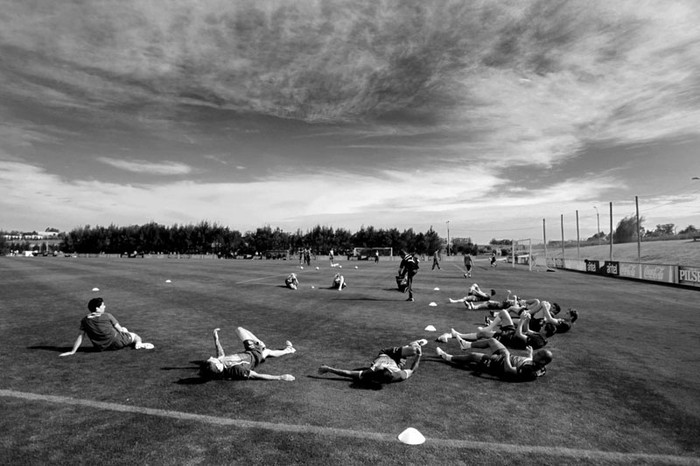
[679,266,700,287]
[585,259,600,274]
[618,262,641,280]
[640,264,675,283]
[603,261,619,276]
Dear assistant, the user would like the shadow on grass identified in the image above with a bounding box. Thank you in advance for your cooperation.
[306,374,384,390]
[423,356,536,383]
[28,345,98,353]
[173,360,211,385]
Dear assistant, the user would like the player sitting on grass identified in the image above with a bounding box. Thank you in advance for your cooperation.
[318,339,426,386]
[59,297,154,356]
[437,309,547,350]
[331,272,347,290]
[285,273,299,290]
[200,327,296,381]
[448,283,496,305]
[436,337,552,381]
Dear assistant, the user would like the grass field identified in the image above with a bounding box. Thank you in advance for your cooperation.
[1,255,699,465]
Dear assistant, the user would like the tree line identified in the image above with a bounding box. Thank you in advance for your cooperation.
[6,222,478,257]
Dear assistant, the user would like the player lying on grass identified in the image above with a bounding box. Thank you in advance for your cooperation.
[496,297,560,318]
[285,273,299,290]
[436,337,552,382]
[448,283,496,305]
[331,272,347,290]
[59,297,154,357]
[200,327,296,381]
[436,309,547,350]
[494,301,577,337]
[455,288,525,310]
[317,339,427,385]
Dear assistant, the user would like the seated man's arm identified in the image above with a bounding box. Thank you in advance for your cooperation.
[59,331,85,357]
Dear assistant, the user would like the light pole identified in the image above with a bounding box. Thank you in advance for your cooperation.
[594,206,600,245]
[446,221,450,256]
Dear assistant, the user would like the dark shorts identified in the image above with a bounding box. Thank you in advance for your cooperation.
[478,350,507,375]
[106,332,135,351]
[243,340,265,352]
[494,328,526,350]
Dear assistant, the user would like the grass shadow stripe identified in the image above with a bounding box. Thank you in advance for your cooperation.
[2,389,697,464]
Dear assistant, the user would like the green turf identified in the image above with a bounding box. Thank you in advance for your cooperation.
[1,256,699,465]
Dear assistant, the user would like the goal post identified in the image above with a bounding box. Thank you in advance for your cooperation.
[512,238,533,271]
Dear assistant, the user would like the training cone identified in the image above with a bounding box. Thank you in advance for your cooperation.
[429,302,437,307]
[424,325,436,332]
[398,427,425,445]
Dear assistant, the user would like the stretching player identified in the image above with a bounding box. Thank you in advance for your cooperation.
[318,339,426,386]
[448,283,496,304]
[437,309,547,350]
[436,338,551,381]
[285,273,299,290]
[200,327,296,381]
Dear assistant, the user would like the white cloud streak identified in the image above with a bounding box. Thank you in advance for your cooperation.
[97,157,193,175]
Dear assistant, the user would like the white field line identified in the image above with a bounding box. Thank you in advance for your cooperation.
[2,389,698,464]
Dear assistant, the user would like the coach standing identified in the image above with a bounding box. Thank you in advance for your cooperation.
[398,250,419,302]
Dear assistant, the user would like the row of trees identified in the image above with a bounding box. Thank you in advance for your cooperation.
[19,222,476,257]
[610,217,697,243]
[5,217,693,257]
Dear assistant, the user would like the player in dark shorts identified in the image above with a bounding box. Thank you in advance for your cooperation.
[398,250,420,302]
[436,337,552,381]
[448,283,496,306]
[437,309,547,349]
[200,327,296,381]
[317,339,426,386]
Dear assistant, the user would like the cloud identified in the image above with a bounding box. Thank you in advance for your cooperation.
[97,157,193,175]
[1,1,699,238]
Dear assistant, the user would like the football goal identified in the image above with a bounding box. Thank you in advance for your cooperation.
[513,238,553,272]
[351,247,393,260]
[511,238,533,271]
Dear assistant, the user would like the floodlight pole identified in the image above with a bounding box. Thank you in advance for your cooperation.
[576,210,580,260]
[594,206,600,245]
[635,195,641,263]
[446,221,450,256]
[560,214,565,261]
[609,202,614,261]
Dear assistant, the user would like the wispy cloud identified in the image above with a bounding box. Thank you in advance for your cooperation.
[97,158,193,176]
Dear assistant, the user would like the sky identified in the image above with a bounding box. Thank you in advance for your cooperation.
[1,0,699,245]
